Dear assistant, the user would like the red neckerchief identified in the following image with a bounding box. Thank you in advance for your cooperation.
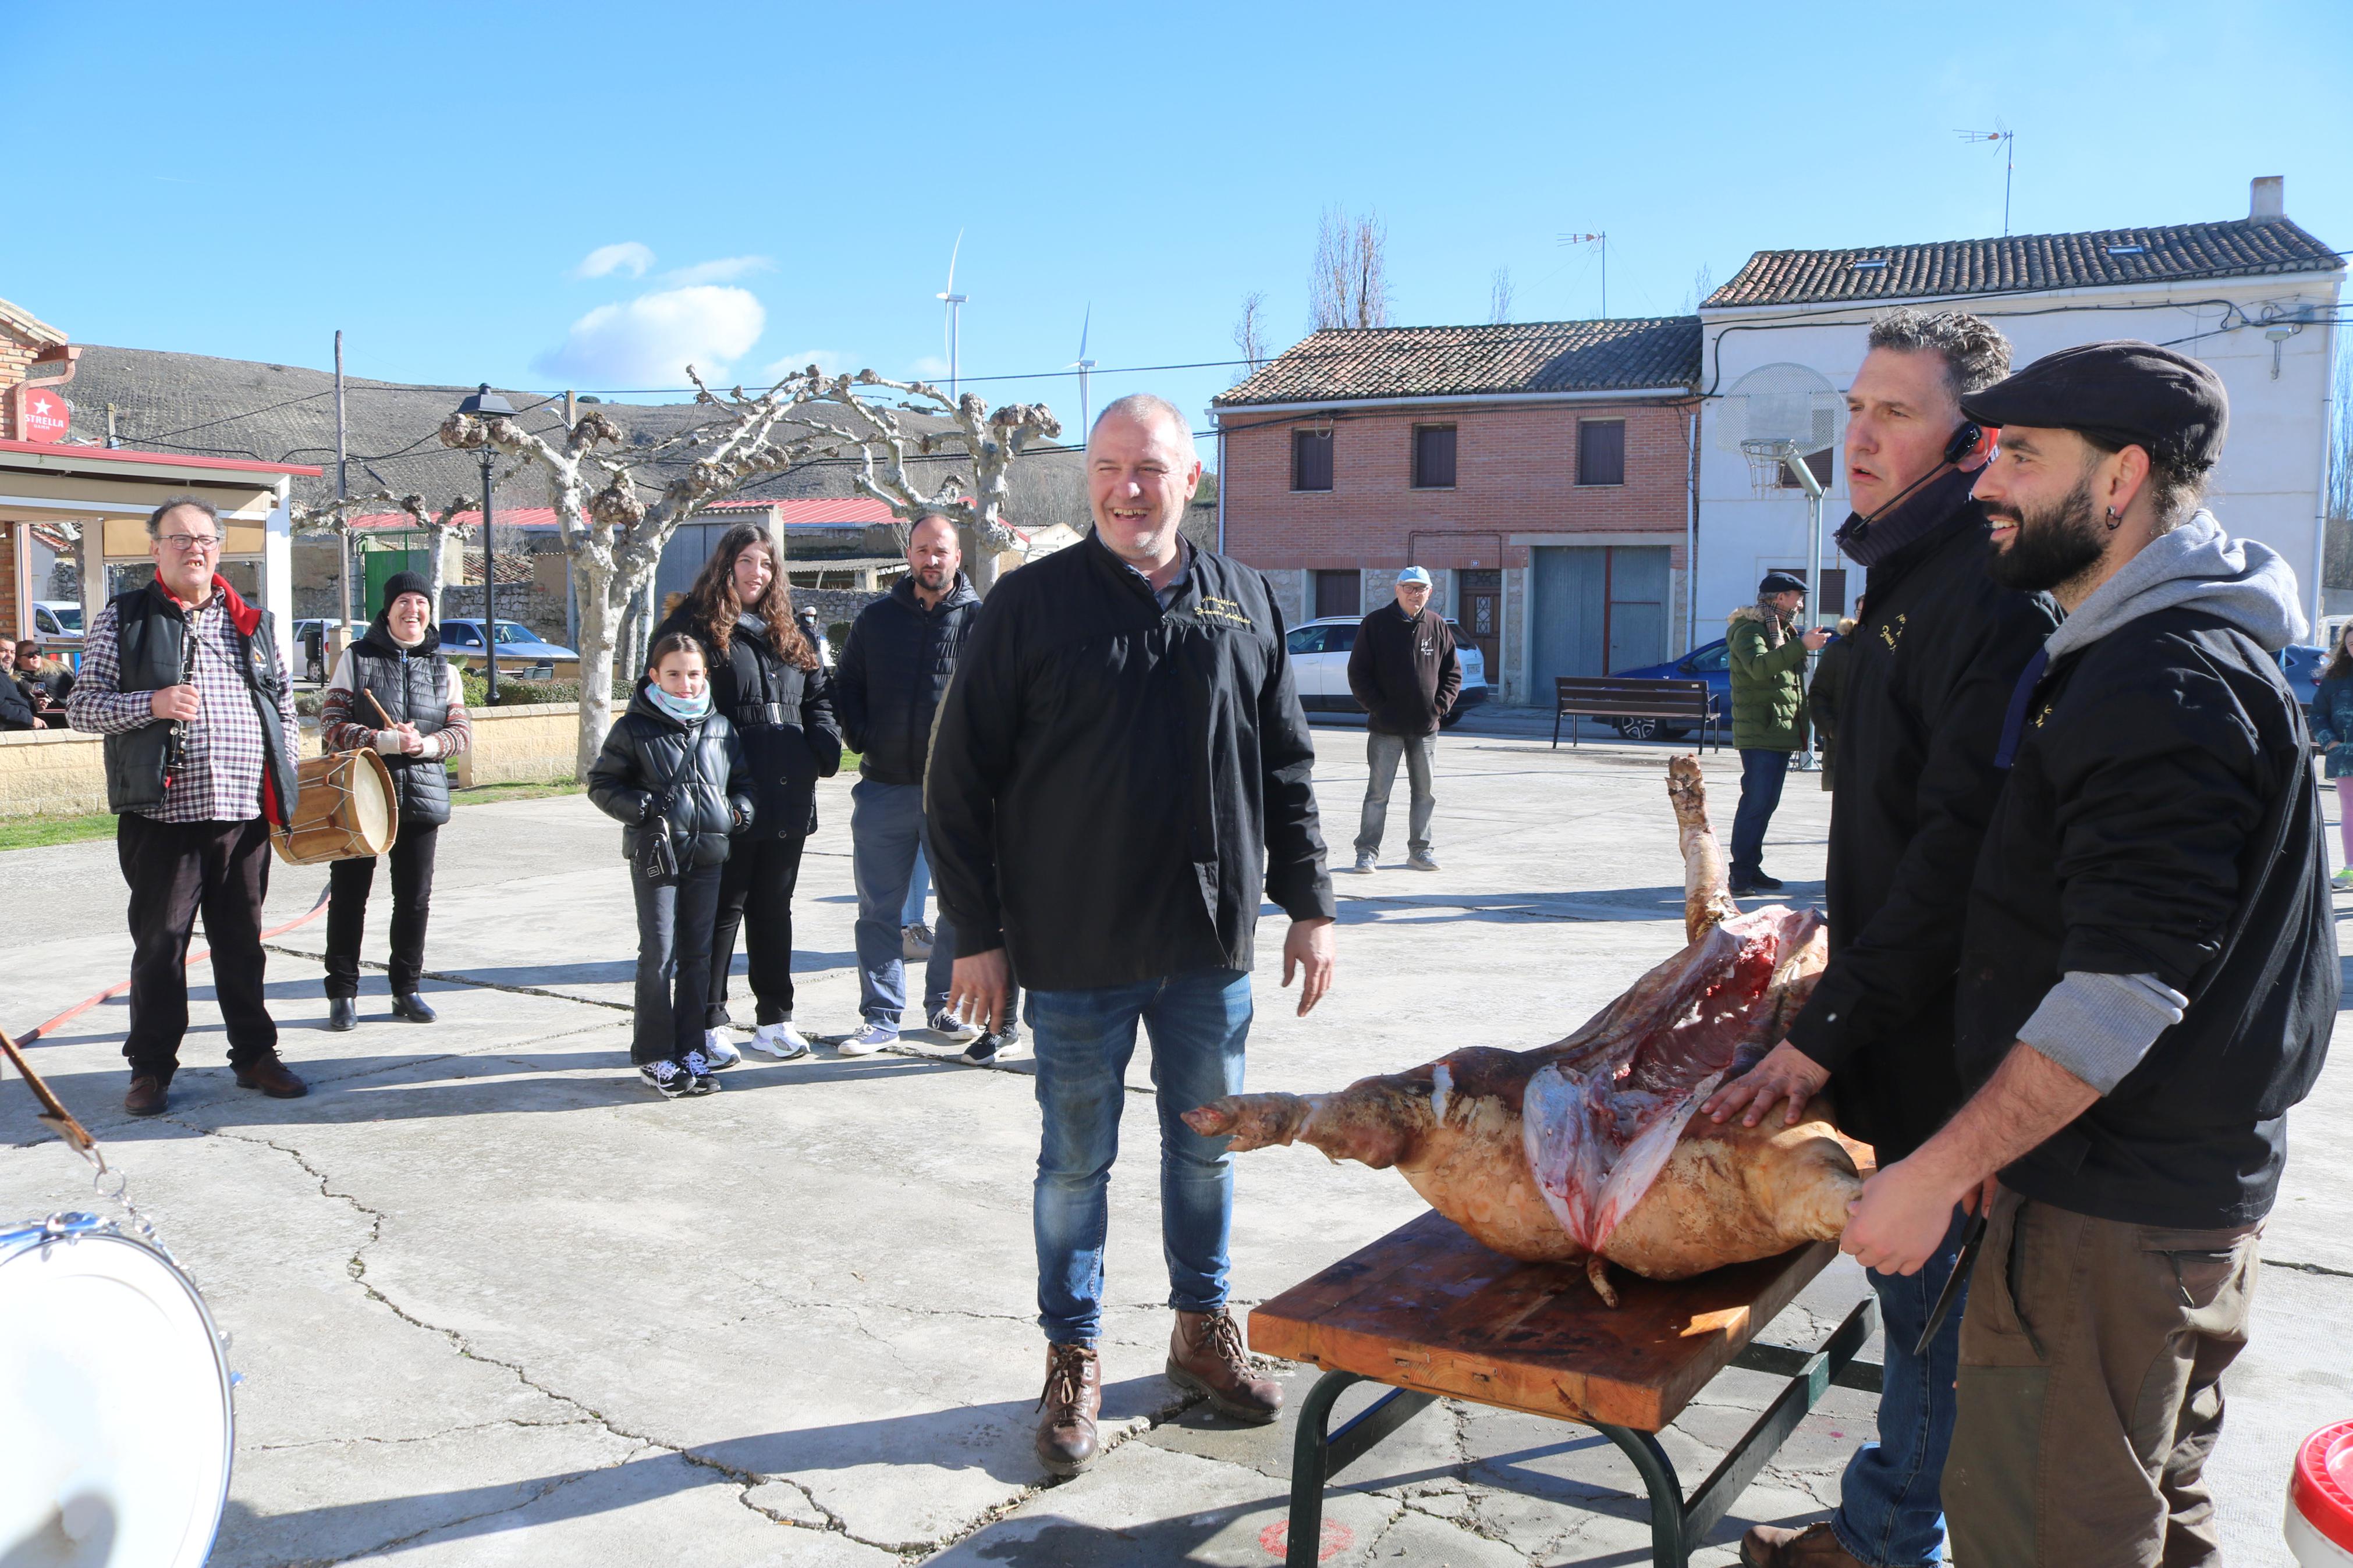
[154,570,264,637]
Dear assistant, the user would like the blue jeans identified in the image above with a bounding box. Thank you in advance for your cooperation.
[903,844,929,927]
[1729,746,1791,881]
[851,778,953,1024]
[1030,968,1251,1345]
[1832,1207,1969,1566]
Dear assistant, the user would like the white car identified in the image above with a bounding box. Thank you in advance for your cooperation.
[31,601,81,643]
[1284,615,1489,727]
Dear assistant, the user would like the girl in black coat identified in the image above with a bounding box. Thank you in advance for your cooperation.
[588,633,755,1098]
[650,524,840,1062]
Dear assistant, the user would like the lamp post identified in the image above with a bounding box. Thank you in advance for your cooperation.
[457,383,516,702]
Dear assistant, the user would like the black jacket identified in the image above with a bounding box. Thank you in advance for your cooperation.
[347,621,453,826]
[1955,608,2334,1227]
[1347,602,1461,736]
[0,674,33,731]
[586,687,755,870]
[650,606,840,838]
[926,532,1336,991]
[1784,477,2059,1161]
[834,573,982,784]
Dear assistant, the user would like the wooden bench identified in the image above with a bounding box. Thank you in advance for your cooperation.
[1553,676,1719,751]
[1251,1211,1880,1567]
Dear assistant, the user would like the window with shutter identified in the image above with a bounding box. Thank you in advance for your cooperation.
[1292,428,1334,491]
[1577,419,1626,486]
[1411,425,1457,489]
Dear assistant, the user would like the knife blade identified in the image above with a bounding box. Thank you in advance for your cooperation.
[1914,1208,1990,1358]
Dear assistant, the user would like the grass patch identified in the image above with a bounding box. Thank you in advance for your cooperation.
[453,779,581,805]
[0,812,119,851]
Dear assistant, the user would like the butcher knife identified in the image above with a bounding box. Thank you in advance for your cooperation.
[1914,1209,1990,1358]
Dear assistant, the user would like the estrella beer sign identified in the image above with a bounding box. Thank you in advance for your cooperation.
[20,386,69,443]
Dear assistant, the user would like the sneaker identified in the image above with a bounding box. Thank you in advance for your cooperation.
[1407,851,1440,872]
[747,1022,812,1059]
[680,1050,722,1094]
[998,1019,1023,1049]
[837,1021,899,1057]
[2333,867,2353,891]
[1749,872,1786,892]
[638,1059,693,1098]
[700,1029,741,1069]
[927,1008,982,1042]
[903,922,935,960]
[1349,851,1377,874]
[963,1032,1000,1065]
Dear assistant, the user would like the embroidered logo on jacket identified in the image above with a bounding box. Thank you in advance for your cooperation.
[1876,612,1909,652]
[1197,597,1254,628]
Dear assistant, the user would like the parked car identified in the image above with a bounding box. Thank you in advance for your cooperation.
[1605,639,1733,741]
[439,618,577,675]
[293,618,347,682]
[2279,642,2325,710]
[31,601,81,643]
[1282,615,1489,727]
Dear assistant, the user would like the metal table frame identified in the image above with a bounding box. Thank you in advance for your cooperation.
[1282,1295,1882,1567]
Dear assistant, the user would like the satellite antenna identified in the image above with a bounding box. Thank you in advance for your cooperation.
[936,229,967,399]
[1955,125,2015,234]
[1720,361,1841,770]
[1066,305,1095,436]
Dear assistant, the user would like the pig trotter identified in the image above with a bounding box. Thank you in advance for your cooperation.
[1585,1253,1620,1308]
[1183,1093,1312,1153]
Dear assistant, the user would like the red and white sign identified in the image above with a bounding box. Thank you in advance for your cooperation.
[19,387,69,443]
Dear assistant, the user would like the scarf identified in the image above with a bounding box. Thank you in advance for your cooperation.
[646,684,711,724]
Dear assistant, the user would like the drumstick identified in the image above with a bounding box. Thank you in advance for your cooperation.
[364,689,398,729]
[0,1025,100,1164]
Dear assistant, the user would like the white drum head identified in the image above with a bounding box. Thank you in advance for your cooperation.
[0,1218,232,1568]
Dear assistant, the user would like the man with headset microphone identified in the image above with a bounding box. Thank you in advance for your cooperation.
[1702,310,2057,1568]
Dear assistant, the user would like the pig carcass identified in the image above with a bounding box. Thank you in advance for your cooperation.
[1183,756,1870,1303]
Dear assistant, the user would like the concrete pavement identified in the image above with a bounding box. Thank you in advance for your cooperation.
[4,723,2348,1565]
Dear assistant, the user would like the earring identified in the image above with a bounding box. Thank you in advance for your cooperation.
[2104,506,2123,532]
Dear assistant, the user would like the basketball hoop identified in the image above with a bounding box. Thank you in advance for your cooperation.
[1740,438,1799,497]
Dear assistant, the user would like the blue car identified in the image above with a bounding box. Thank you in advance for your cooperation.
[1607,639,1733,741]
[2279,643,2324,711]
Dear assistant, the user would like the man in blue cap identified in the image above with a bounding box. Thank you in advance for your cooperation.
[1346,565,1460,872]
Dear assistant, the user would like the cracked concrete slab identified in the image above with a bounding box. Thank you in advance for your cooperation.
[5,726,2348,1566]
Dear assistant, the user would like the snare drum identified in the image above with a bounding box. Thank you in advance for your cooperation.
[0,1212,233,1567]
[272,747,399,865]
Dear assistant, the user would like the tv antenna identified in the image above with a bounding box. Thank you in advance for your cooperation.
[936,229,968,399]
[1955,126,2016,235]
[1066,305,1095,436]
[1557,230,1607,318]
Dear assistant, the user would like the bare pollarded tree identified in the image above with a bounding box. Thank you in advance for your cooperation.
[1489,266,1514,325]
[1310,206,1391,330]
[290,488,478,620]
[1231,291,1270,382]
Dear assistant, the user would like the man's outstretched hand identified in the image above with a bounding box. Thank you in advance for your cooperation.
[1701,1039,1830,1127]
[949,948,1012,1034]
[1283,916,1337,1015]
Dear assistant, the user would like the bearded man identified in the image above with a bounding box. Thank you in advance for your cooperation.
[1709,310,2057,1568]
[1841,342,2334,1566]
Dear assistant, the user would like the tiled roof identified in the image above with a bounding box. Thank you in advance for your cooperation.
[1214,317,1701,407]
[1708,216,2343,309]
[705,496,897,524]
[349,508,559,531]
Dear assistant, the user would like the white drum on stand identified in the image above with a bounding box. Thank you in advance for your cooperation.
[0,1211,233,1568]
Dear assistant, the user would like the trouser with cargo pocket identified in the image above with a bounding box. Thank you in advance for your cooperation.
[1944,1186,2259,1568]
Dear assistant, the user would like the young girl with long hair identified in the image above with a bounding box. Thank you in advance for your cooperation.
[2309,620,2353,890]
[651,524,841,1060]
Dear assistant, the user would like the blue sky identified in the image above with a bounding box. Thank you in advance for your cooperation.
[6,0,2348,438]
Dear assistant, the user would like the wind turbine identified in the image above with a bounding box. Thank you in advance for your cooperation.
[936,229,967,399]
[1066,305,1095,436]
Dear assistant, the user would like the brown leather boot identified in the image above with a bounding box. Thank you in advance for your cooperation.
[1034,1342,1102,1477]
[233,1055,309,1098]
[1741,1521,1862,1567]
[1168,1308,1283,1424]
[123,1075,169,1117]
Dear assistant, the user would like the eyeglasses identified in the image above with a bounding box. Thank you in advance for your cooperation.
[159,534,222,553]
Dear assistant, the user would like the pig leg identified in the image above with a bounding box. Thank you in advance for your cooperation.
[1585,1253,1620,1308]
[1668,755,1740,943]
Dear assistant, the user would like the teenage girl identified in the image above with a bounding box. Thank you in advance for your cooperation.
[2309,620,2353,891]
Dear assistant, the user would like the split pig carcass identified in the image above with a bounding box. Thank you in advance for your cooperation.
[1182,756,1872,1303]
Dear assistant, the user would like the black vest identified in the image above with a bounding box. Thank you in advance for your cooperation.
[104,580,298,821]
[349,628,452,826]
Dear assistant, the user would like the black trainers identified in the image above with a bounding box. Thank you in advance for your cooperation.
[1750,872,1786,891]
[639,1059,693,1098]
[963,1032,1000,1065]
[998,1020,1023,1049]
[680,1050,723,1095]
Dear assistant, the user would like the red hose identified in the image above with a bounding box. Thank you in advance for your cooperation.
[16,887,331,1046]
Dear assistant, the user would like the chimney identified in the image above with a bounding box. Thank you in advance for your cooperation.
[2251,175,2285,221]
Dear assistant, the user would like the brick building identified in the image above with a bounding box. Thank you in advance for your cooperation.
[1212,317,1700,705]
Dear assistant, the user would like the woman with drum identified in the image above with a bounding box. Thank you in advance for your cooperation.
[317,571,472,1030]
[652,524,839,1064]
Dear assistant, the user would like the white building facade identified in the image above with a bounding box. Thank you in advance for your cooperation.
[1694,178,2344,637]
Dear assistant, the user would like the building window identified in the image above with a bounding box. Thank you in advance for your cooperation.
[1577,419,1626,486]
[1292,428,1334,491]
[1315,570,1361,620]
[1411,424,1457,489]
[1776,448,1836,490]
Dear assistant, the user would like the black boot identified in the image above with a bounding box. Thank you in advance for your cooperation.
[327,996,358,1032]
[391,993,438,1023]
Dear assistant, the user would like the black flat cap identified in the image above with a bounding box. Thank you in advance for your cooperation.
[1758,571,1807,596]
[1960,340,2227,470]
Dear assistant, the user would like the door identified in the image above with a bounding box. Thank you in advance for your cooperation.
[1458,569,1501,678]
[363,548,431,619]
[1314,570,1361,621]
[1530,545,1672,691]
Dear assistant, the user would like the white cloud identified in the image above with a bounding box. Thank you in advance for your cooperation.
[766,348,856,379]
[909,355,952,379]
[665,255,772,286]
[570,241,655,280]
[533,286,766,385]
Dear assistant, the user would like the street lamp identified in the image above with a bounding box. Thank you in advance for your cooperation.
[456,383,515,702]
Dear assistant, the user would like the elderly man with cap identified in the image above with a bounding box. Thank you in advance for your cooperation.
[1344,565,1460,873]
[1725,571,1831,894]
[316,571,472,1029]
[1838,342,2334,1565]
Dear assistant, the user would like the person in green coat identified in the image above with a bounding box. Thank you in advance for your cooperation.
[1726,571,1829,893]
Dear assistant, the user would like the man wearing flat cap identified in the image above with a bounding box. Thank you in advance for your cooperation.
[1838,341,2336,1565]
[1345,566,1460,872]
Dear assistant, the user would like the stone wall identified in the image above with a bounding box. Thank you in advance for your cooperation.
[0,727,108,817]
[453,703,584,787]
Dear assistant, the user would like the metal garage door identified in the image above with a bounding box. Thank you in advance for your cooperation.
[1530,546,1670,688]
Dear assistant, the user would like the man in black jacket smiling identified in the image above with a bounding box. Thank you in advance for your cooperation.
[1839,343,2334,1565]
[928,393,1337,1478]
